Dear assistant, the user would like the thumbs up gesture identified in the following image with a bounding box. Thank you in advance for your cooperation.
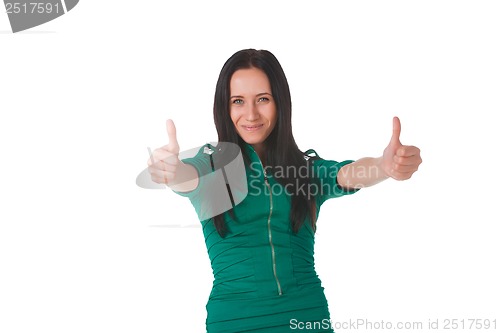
[147,119,181,185]
[381,117,422,180]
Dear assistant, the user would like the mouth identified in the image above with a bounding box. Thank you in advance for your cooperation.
[242,124,264,132]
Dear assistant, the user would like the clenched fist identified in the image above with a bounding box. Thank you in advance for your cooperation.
[381,117,422,180]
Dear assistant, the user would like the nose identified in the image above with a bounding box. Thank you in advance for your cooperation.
[245,102,260,121]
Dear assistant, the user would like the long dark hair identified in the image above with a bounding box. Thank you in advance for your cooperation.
[212,49,317,238]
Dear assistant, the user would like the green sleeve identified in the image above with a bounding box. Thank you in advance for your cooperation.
[310,157,360,207]
[171,145,214,200]
[172,144,238,222]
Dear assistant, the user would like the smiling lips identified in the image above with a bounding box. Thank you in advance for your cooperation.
[242,124,264,131]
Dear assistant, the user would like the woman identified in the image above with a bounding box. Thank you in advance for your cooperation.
[148,49,422,332]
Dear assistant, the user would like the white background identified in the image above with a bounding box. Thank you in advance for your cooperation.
[1,1,499,332]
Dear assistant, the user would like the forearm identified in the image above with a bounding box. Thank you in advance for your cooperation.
[337,157,389,190]
[168,161,199,192]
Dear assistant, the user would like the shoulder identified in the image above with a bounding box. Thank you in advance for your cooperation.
[303,148,355,176]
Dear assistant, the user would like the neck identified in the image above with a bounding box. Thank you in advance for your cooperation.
[251,143,266,165]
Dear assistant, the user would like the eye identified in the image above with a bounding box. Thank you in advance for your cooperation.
[258,97,269,102]
[232,99,243,105]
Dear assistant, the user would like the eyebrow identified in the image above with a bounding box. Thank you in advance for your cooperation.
[230,92,272,99]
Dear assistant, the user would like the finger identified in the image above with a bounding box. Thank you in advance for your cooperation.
[148,161,178,173]
[392,163,419,173]
[151,148,179,164]
[166,119,180,154]
[389,169,414,181]
[390,116,402,146]
[396,145,420,157]
[150,169,176,182]
[148,166,167,178]
[163,154,180,166]
[163,171,176,182]
[151,173,172,185]
[393,154,422,166]
[150,174,165,184]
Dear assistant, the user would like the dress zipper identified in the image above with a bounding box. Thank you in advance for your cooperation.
[258,158,283,296]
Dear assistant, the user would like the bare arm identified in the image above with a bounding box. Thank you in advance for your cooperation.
[167,161,199,192]
[337,117,422,190]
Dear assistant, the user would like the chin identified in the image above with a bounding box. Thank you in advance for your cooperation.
[241,138,263,145]
[237,131,271,146]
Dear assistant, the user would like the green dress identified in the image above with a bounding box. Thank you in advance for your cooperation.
[174,142,358,332]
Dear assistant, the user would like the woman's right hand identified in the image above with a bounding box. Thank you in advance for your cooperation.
[147,119,180,185]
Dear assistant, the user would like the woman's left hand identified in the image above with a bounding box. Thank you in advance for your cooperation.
[381,117,422,180]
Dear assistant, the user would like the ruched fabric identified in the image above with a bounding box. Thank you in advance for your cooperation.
[174,142,358,332]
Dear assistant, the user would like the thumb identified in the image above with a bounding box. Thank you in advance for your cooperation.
[390,116,402,147]
[166,119,180,154]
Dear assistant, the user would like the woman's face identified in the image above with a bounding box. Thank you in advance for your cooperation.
[229,67,277,150]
